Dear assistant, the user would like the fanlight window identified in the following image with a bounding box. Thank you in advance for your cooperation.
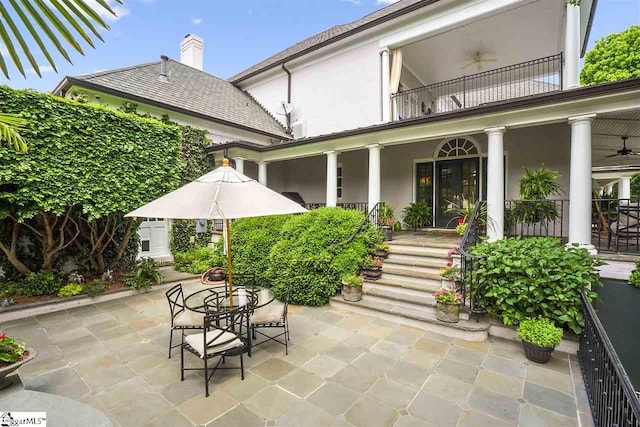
[437,138,479,158]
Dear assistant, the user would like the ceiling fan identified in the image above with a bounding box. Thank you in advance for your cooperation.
[462,50,498,71]
[604,136,640,158]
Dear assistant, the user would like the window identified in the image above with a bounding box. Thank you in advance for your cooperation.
[141,240,150,252]
[337,163,343,199]
[437,138,479,158]
[416,162,433,207]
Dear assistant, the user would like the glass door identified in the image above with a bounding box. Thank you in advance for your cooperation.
[436,158,479,227]
[415,163,434,226]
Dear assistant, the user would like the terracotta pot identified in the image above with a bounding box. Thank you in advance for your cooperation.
[362,268,382,280]
[522,341,555,364]
[342,283,363,302]
[436,302,460,323]
[381,226,393,241]
[0,348,37,390]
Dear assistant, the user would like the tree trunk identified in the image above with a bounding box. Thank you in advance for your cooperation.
[0,221,32,275]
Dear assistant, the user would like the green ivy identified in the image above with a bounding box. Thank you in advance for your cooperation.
[170,220,213,254]
[581,25,640,85]
[268,208,381,306]
[471,237,603,334]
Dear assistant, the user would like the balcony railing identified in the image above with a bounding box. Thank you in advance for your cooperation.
[391,53,563,120]
[593,198,640,254]
[302,202,369,214]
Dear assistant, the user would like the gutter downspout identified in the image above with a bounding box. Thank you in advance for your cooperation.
[281,63,292,133]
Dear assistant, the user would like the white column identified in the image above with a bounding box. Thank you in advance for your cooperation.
[232,157,246,174]
[325,151,338,207]
[568,114,596,250]
[381,48,391,122]
[564,2,581,89]
[367,144,381,209]
[258,161,268,187]
[619,177,631,201]
[485,127,506,242]
[605,182,615,196]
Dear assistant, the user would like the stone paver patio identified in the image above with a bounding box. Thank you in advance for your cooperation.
[2,281,594,427]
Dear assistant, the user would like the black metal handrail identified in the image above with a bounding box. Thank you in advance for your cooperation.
[302,202,369,214]
[593,198,640,254]
[391,53,563,120]
[579,291,640,427]
[459,201,487,315]
[504,199,568,238]
[335,202,381,247]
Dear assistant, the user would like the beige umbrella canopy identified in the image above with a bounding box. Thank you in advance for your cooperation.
[126,158,307,301]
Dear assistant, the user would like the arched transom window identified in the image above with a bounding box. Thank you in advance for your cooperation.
[437,138,479,158]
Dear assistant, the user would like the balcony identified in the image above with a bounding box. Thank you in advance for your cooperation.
[391,54,563,121]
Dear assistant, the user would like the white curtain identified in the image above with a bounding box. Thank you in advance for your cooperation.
[389,48,403,94]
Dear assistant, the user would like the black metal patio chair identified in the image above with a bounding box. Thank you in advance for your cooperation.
[250,284,292,355]
[165,283,204,359]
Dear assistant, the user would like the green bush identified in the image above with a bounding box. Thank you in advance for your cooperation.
[58,283,83,298]
[21,272,62,296]
[170,220,213,254]
[83,279,109,297]
[0,282,17,300]
[174,246,223,274]
[471,237,603,334]
[125,258,164,291]
[268,207,380,306]
[517,318,563,349]
[628,258,640,288]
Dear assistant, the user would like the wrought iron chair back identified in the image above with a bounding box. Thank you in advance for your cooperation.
[166,283,185,326]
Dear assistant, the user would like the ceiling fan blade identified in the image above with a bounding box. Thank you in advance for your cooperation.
[477,62,482,71]
[604,153,622,158]
[482,58,498,62]
[462,61,477,69]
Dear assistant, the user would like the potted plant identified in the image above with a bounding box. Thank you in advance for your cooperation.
[374,242,390,259]
[517,318,563,363]
[513,166,565,228]
[433,286,463,323]
[378,202,396,241]
[439,262,460,288]
[455,218,467,236]
[0,333,36,390]
[402,201,432,230]
[341,273,363,302]
[362,256,383,280]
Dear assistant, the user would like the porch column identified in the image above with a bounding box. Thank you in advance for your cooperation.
[258,161,268,187]
[564,1,581,89]
[568,114,596,250]
[485,126,506,242]
[619,177,631,201]
[381,48,391,122]
[233,157,246,174]
[367,144,381,210]
[325,150,338,207]
[605,182,615,195]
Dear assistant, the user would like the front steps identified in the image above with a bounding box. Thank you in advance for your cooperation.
[330,231,491,341]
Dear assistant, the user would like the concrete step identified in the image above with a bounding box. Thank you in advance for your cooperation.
[382,264,441,279]
[330,297,489,341]
[390,238,459,250]
[388,245,450,258]
[386,253,451,268]
[368,276,441,293]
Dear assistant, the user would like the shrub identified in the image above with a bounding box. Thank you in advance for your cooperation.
[0,282,17,300]
[0,333,26,364]
[125,258,164,291]
[21,272,62,296]
[58,283,83,298]
[341,273,363,287]
[402,202,431,229]
[174,246,223,275]
[471,237,603,334]
[268,207,380,306]
[581,25,640,85]
[628,258,640,288]
[517,318,563,349]
[83,279,109,297]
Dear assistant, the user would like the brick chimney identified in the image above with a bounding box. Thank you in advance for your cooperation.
[180,34,204,70]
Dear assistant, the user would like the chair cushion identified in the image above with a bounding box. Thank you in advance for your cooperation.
[251,302,285,325]
[174,310,203,327]
[184,330,243,358]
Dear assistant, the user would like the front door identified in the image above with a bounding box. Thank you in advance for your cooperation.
[138,218,171,259]
[435,158,479,227]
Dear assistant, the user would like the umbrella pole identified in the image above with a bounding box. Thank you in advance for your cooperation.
[225,219,233,307]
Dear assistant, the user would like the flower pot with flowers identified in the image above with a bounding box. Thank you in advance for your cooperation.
[447,245,461,267]
[455,218,468,236]
[378,202,396,241]
[374,242,390,259]
[362,256,383,280]
[341,273,364,302]
[517,318,563,364]
[433,286,463,323]
[0,333,36,390]
[439,262,461,288]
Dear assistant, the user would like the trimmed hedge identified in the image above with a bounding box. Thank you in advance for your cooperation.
[268,208,380,306]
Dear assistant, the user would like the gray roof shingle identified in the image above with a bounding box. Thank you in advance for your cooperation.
[229,0,435,83]
[69,59,290,139]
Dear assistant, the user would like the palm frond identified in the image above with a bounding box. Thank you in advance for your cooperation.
[0,113,28,153]
[0,0,123,78]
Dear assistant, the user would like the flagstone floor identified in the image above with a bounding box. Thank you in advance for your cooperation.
[2,281,594,427]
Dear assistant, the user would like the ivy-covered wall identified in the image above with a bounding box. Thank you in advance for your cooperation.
[0,86,182,276]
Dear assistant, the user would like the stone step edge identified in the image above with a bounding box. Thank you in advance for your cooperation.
[368,278,441,293]
[388,247,451,257]
[389,240,460,249]
[381,266,441,280]
[383,258,448,269]
[362,290,471,321]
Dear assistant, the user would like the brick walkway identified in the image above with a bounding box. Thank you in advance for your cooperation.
[3,281,594,426]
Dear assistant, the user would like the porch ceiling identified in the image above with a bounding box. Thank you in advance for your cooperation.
[592,110,640,167]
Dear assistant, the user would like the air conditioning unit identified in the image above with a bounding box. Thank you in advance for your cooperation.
[291,119,307,139]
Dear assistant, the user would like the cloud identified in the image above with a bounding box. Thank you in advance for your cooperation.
[342,0,362,4]
[192,18,202,25]
[377,0,400,4]
[27,65,55,75]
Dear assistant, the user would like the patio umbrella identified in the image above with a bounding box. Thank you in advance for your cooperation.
[126,158,307,303]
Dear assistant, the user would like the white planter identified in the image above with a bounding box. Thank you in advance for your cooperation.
[450,255,462,267]
[441,279,456,289]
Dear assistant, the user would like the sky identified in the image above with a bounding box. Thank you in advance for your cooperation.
[1,0,639,92]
